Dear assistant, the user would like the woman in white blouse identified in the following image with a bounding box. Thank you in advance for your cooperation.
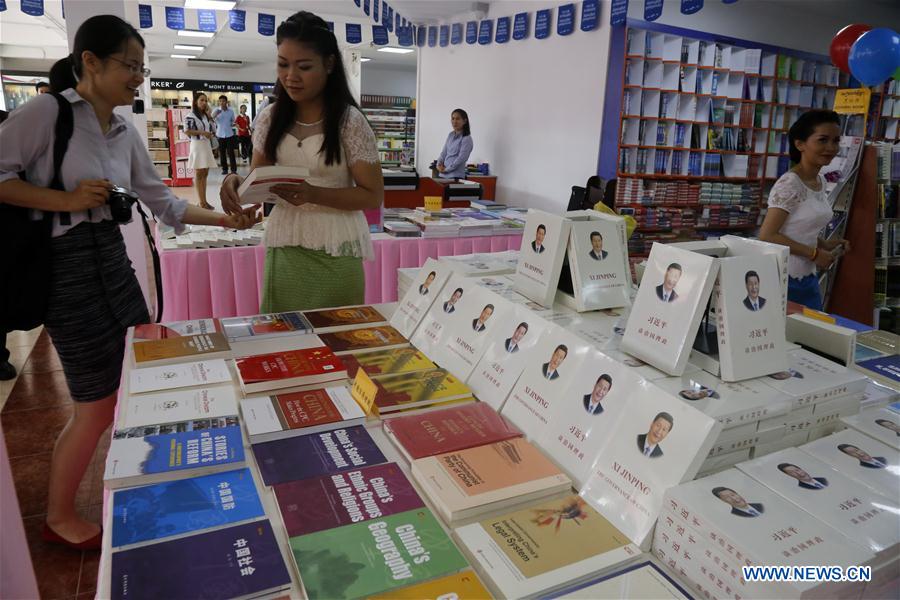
[759,109,850,311]
[220,11,383,311]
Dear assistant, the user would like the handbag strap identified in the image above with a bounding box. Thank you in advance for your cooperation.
[49,92,74,224]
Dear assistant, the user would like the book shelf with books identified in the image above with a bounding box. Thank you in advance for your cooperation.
[148,108,193,187]
[868,79,900,142]
[615,26,852,259]
[362,94,416,168]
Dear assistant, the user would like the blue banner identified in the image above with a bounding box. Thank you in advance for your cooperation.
[417,25,426,47]
[581,0,599,31]
[258,13,275,36]
[346,23,362,44]
[20,0,42,16]
[495,17,510,43]
[557,4,575,35]
[396,12,401,32]
[681,0,703,13]
[644,0,663,20]
[478,20,493,45]
[513,12,529,40]
[165,6,185,30]
[198,9,216,32]
[354,0,360,5]
[386,6,393,31]
[0,1,6,12]
[439,24,449,47]
[373,25,389,45]
[373,0,379,23]
[327,21,334,32]
[398,26,413,46]
[466,21,478,44]
[535,9,552,39]
[229,9,245,32]
[428,26,437,47]
[363,0,370,16]
[451,22,463,44]
[138,4,152,28]
[611,0,628,25]
[723,0,738,3]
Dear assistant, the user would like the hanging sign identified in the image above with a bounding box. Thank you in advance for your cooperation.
[644,0,663,21]
[198,9,217,32]
[386,6,393,31]
[557,4,576,35]
[535,9,552,39]
[611,0,628,25]
[20,0,42,16]
[363,0,370,16]
[681,0,704,13]
[346,23,362,44]
[354,0,360,5]
[373,0,379,24]
[439,25,450,47]
[138,4,152,28]
[258,13,275,36]
[496,16,510,43]
[0,1,7,12]
[373,25,389,45]
[466,21,478,44]
[165,6,185,30]
[327,21,334,32]
[396,12,401,32]
[428,26,437,47]
[478,20,493,45]
[723,0,738,3]
[229,9,245,32]
[398,26,413,46]
[581,0,600,31]
[513,12,529,40]
[417,25,426,47]
[451,22,463,44]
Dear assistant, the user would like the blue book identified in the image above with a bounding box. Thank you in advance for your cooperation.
[857,355,900,385]
[111,468,264,548]
[104,425,246,490]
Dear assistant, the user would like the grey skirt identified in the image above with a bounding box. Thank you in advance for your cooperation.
[45,220,149,402]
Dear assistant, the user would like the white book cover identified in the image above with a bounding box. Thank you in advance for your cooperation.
[128,359,233,394]
[513,209,572,307]
[467,304,552,412]
[621,243,718,376]
[409,272,471,364]
[500,324,592,440]
[390,258,455,338]
[579,382,720,549]
[715,255,788,381]
[653,370,792,431]
[721,234,789,317]
[737,448,900,555]
[164,319,220,336]
[841,407,900,451]
[552,558,693,599]
[761,349,869,410]
[117,385,239,431]
[565,210,632,311]
[800,429,899,499]
[602,349,699,381]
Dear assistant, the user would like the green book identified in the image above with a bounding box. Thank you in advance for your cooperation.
[290,508,468,600]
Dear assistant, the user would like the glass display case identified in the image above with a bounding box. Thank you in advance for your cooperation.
[2,73,48,111]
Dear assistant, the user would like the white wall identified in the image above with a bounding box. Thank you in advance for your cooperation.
[362,63,418,98]
[148,57,276,83]
[416,0,612,212]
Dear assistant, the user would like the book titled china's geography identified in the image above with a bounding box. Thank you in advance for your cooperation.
[390,258,454,338]
[621,243,718,376]
[513,209,572,307]
[563,210,632,311]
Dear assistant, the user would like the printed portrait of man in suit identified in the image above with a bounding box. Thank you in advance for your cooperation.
[583,374,612,415]
[679,385,719,401]
[419,271,436,295]
[768,369,804,381]
[743,270,766,312]
[472,304,494,332]
[443,287,463,314]
[532,224,547,254]
[777,463,829,490]
[838,444,887,469]
[637,412,674,458]
[712,486,764,518]
[875,418,900,437]
[505,322,529,353]
[656,263,682,303]
[542,344,568,380]
[588,231,609,261]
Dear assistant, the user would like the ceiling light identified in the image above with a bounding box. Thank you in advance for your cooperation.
[171,54,197,59]
[178,29,215,38]
[360,57,372,62]
[174,44,205,51]
[184,0,236,9]
[377,47,415,54]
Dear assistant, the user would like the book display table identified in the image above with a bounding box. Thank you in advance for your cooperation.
[159,233,522,321]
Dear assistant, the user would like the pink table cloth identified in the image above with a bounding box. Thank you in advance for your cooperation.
[159,234,523,322]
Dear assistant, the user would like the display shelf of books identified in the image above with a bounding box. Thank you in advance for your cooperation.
[362,94,416,168]
[867,79,900,142]
[616,26,852,258]
[145,108,171,184]
[875,144,900,328]
[165,108,193,187]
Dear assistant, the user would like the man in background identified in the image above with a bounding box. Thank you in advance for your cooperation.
[212,95,237,175]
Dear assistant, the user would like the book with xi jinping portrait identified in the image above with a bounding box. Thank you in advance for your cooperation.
[235,346,347,394]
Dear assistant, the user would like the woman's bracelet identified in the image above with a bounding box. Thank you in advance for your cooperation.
[810,247,818,261]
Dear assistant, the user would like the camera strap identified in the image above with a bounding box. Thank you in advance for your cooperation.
[133,202,164,323]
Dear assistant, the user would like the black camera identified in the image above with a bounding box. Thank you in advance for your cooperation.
[108,185,140,224]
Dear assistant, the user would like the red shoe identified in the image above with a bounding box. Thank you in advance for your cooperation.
[41,523,102,551]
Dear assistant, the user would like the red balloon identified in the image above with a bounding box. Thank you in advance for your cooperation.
[831,24,872,74]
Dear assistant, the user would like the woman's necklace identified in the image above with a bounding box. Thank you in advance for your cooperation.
[294,116,323,147]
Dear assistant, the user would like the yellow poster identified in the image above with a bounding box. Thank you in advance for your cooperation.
[833,88,871,115]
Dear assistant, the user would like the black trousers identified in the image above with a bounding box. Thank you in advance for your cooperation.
[238,135,252,160]
[218,135,237,173]
[1,330,8,364]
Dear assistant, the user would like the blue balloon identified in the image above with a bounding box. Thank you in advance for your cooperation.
[848,27,900,87]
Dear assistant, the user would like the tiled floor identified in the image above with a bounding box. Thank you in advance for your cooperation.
[2,329,109,600]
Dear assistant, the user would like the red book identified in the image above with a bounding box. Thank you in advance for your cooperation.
[383,402,522,462]
[241,386,366,443]
[235,347,347,394]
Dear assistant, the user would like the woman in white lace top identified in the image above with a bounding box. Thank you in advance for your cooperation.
[220,11,383,311]
[759,109,849,311]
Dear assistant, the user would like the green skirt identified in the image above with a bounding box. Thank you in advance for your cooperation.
[261,246,365,312]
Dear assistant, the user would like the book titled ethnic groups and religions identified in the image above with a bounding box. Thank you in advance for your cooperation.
[101,252,899,600]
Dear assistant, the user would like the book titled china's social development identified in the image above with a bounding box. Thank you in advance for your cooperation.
[390,258,454,338]
[561,210,632,311]
[240,386,366,444]
[513,209,572,307]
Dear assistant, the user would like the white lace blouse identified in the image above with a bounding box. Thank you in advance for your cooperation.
[766,171,833,279]
[251,105,378,260]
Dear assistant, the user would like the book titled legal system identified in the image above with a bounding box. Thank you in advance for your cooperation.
[513,208,573,307]
[241,386,366,444]
[234,346,347,394]
[237,165,310,204]
[389,257,455,338]
[219,311,313,343]
[132,332,232,367]
[302,305,387,333]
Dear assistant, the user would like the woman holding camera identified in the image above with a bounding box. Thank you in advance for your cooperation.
[220,11,383,311]
[0,15,259,550]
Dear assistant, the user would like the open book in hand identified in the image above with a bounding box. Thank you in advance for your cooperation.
[237,166,310,205]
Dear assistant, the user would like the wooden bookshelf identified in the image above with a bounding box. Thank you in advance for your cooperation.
[868,80,900,142]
